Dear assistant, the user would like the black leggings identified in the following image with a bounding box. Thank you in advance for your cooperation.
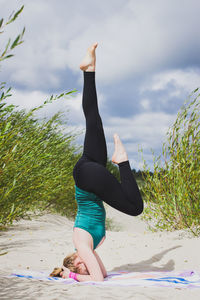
[73,71,143,216]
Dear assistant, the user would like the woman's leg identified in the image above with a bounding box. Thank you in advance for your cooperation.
[73,43,143,216]
[74,158,143,216]
[73,75,143,215]
[82,71,107,166]
[73,43,107,184]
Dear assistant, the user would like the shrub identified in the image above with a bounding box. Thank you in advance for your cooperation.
[140,88,200,236]
[0,6,79,226]
[0,92,81,225]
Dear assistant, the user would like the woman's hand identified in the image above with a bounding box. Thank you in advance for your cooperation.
[60,265,70,279]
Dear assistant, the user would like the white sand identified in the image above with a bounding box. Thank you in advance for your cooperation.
[0,205,200,300]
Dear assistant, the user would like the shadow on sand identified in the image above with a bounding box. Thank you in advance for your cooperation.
[111,245,181,272]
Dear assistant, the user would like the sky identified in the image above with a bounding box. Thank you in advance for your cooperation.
[1,0,200,170]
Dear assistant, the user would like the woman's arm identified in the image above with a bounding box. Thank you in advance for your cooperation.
[93,250,107,278]
[75,245,104,282]
[61,247,107,282]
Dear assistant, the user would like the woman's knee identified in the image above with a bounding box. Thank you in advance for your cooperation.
[136,203,144,216]
[130,201,144,216]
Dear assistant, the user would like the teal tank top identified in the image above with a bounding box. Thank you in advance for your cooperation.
[74,185,106,250]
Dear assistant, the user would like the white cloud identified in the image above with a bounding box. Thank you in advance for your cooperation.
[11,89,49,109]
[1,0,199,170]
[10,88,106,126]
[9,87,175,170]
[1,0,200,88]
[104,112,175,148]
[103,111,176,170]
[142,69,200,95]
[140,98,151,110]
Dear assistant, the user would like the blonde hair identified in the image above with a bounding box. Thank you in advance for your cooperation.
[50,252,80,277]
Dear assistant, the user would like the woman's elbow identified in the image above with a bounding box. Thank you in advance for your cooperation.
[96,277,104,282]
[92,275,104,282]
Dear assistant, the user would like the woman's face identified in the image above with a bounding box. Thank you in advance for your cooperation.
[74,255,89,275]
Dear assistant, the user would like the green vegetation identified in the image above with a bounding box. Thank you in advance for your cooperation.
[0,6,25,62]
[140,89,200,236]
[0,103,81,226]
[1,6,199,238]
[0,6,79,227]
[0,6,128,230]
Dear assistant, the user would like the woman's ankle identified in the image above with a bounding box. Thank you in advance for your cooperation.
[84,65,95,72]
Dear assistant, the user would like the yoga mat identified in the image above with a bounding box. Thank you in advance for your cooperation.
[6,270,200,288]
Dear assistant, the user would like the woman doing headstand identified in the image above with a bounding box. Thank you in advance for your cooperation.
[50,43,143,282]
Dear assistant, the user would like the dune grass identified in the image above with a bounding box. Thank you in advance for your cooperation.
[140,89,200,236]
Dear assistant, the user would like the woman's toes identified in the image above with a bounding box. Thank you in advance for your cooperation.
[112,133,128,164]
[90,42,98,51]
[80,42,98,71]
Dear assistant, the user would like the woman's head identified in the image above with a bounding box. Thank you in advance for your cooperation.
[50,252,89,277]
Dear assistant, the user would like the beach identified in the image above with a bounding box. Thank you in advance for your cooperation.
[0,204,200,300]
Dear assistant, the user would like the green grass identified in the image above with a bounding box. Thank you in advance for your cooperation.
[0,98,81,225]
[140,88,200,236]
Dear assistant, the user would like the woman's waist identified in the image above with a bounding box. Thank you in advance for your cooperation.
[75,211,106,224]
[74,220,106,234]
[75,201,106,214]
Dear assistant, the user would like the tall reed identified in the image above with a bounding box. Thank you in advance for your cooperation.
[140,88,200,236]
[0,6,79,226]
[0,94,80,225]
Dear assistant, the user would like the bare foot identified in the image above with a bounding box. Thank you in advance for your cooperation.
[80,42,98,72]
[112,133,128,164]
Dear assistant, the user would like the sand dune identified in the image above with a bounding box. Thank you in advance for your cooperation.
[0,205,200,299]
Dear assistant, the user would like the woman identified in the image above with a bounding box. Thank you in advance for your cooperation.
[50,42,143,282]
